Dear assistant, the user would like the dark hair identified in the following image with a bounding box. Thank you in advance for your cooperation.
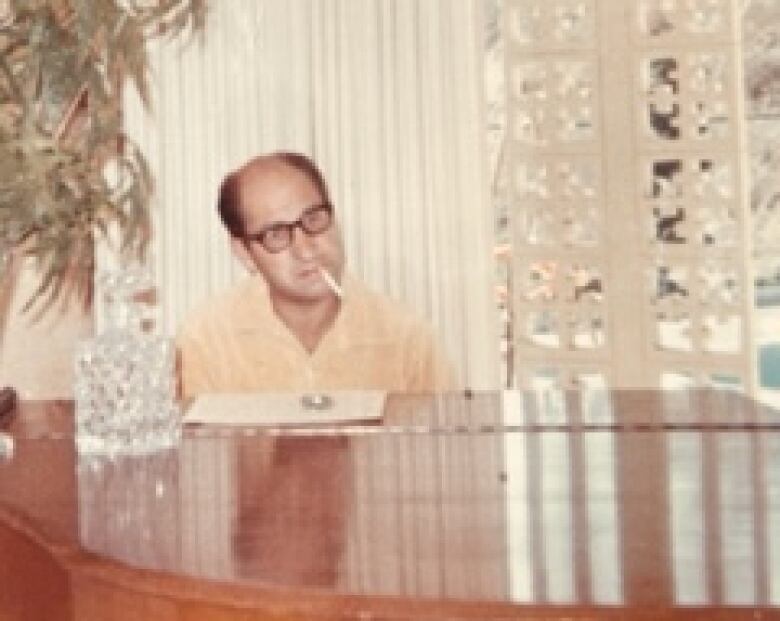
[217,152,331,238]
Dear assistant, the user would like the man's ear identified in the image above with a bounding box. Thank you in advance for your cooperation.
[230,236,258,273]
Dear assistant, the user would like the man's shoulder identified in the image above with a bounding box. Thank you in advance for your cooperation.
[344,276,455,390]
[179,277,267,340]
[344,277,430,336]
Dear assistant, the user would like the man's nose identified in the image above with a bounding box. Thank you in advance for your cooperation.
[289,225,317,259]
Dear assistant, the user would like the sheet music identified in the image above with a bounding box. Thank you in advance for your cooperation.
[183,391,387,426]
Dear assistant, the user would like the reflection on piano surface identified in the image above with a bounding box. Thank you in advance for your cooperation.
[63,390,780,613]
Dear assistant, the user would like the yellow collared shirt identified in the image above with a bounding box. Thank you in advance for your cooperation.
[177,274,455,398]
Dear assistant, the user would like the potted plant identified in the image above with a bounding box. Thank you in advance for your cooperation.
[0,0,205,310]
[0,0,205,396]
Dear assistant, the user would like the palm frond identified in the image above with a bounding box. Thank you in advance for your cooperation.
[0,0,206,311]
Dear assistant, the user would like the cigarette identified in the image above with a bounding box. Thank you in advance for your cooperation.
[319,266,343,298]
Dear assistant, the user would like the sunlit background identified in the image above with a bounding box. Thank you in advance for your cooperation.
[486,0,780,406]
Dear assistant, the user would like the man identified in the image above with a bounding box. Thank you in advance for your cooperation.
[177,152,454,397]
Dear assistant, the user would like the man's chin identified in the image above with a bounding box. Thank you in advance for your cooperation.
[274,284,335,306]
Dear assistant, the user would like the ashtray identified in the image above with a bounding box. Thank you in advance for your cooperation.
[300,393,334,411]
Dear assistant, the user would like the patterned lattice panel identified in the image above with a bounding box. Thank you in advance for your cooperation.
[504,0,753,391]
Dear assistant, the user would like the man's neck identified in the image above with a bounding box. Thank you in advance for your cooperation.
[270,294,341,354]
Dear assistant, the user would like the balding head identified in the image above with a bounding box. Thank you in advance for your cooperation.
[218,152,331,238]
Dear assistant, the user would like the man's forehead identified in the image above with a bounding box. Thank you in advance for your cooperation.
[237,161,321,213]
[239,158,311,191]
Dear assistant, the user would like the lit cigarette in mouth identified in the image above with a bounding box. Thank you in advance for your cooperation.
[319,266,343,298]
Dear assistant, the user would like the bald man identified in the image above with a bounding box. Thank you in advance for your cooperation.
[177,152,454,397]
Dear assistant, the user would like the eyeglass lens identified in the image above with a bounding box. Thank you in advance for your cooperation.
[249,204,333,253]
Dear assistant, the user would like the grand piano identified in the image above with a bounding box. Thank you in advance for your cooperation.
[1,389,779,620]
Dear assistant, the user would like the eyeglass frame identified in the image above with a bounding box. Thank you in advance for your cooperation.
[242,202,335,254]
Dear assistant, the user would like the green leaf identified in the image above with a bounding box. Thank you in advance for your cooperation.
[1,0,205,311]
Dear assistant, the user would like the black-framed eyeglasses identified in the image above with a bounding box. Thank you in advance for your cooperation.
[244,203,334,254]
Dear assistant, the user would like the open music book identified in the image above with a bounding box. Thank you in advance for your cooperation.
[183,391,386,426]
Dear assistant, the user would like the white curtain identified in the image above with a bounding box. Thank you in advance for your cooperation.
[123,0,499,389]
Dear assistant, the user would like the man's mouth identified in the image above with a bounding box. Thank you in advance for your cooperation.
[297,266,321,279]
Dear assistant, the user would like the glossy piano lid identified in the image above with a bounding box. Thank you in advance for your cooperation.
[2,390,780,616]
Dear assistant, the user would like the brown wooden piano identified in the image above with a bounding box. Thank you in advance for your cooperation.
[1,390,779,620]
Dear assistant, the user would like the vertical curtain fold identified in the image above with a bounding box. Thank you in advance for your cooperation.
[122,0,499,389]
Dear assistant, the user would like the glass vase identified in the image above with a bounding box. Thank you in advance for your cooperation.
[74,267,180,456]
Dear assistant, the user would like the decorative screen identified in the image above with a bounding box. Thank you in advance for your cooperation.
[503,0,753,390]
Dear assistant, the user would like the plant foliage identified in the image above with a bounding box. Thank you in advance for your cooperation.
[0,0,206,311]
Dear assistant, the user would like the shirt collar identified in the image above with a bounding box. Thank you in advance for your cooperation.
[232,272,357,340]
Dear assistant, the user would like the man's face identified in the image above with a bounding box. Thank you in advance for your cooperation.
[231,162,345,305]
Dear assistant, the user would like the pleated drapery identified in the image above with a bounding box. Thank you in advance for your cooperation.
[122,0,499,389]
